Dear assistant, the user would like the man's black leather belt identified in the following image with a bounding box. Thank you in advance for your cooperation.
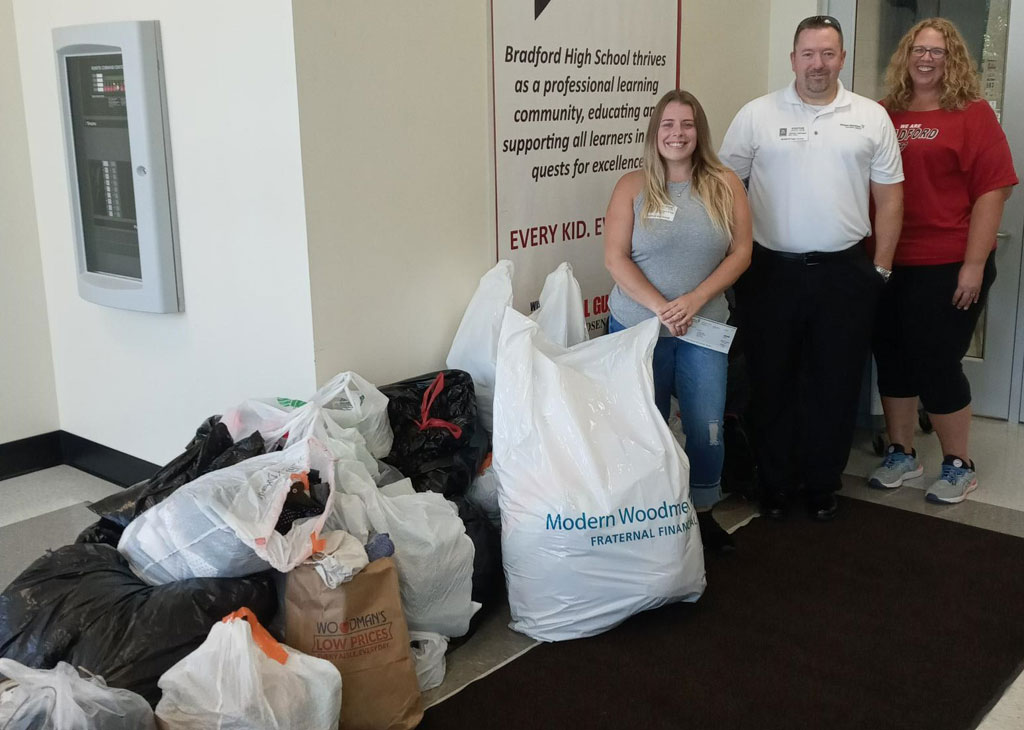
[755,242,862,264]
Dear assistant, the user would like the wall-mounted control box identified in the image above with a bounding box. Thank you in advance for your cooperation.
[54,21,182,313]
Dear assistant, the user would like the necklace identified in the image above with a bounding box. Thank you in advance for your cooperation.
[669,179,690,198]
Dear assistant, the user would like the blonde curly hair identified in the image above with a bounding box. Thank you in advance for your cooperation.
[883,18,980,111]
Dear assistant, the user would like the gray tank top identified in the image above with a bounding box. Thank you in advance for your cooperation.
[608,180,730,333]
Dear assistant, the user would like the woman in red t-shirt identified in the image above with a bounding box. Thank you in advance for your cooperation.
[869,18,1017,504]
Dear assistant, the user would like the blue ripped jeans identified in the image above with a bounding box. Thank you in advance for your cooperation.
[609,316,728,509]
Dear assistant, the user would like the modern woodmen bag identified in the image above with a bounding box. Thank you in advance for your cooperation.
[285,556,423,730]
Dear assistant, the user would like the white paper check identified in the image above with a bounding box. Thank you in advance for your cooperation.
[677,316,736,354]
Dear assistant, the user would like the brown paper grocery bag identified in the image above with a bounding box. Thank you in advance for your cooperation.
[285,556,424,730]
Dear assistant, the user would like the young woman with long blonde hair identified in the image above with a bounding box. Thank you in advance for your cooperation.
[604,89,752,549]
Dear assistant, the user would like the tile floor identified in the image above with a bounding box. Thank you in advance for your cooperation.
[1,421,1022,728]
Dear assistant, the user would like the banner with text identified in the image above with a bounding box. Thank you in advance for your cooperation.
[492,0,679,334]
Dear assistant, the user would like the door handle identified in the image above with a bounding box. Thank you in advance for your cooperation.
[996,231,1011,240]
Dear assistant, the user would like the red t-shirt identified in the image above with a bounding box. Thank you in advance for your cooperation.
[886,99,1018,266]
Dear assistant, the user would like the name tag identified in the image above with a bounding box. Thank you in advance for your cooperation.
[678,316,737,354]
[646,204,677,221]
[778,126,809,142]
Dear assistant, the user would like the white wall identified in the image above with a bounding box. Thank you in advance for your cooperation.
[0,0,58,444]
[292,1,496,387]
[13,0,317,464]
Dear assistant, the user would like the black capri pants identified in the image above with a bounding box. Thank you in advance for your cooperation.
[872,251,996,415]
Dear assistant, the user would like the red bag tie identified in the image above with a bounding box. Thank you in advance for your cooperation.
[415,372,463,439]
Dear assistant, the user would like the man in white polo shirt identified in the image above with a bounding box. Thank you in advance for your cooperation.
[719,15,903,521]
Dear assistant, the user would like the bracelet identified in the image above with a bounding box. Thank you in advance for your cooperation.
[874,264,892,282]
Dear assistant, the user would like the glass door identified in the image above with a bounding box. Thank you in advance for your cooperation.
[828,0,1024,420]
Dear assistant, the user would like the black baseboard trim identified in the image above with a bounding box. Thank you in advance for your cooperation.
[0,431,159,487]
[0,432,63,481]
[59,432,160,487]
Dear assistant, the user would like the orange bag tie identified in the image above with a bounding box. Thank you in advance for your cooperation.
[310,532,327,555]
[290,472,309,492]
[415,372,463,439]
[223,607,288,665]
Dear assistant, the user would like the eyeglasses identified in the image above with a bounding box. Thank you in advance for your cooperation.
[911,46,947,59]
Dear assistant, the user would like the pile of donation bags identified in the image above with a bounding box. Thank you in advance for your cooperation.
[0,368,489,728]
[0,258,706,727]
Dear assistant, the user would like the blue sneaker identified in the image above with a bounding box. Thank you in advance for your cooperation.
[925,456,978,504]
[868,444,924,490]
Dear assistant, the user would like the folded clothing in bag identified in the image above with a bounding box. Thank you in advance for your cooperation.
[0,544,276,707]
[493,311,706,641]
[79,419,266,547]
[156,608,341,730]
[118,437,337,583]
[285,556,422,730]
[0,660,156,730]
[379,370,489,500]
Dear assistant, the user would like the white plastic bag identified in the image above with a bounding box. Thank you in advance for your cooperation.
[155,609,341,730]
[447,260,590,435]
[118,438,338,584]
[308,529,369,589]
[0,660,155,730]
[309,371,393,458]
[493,310,705,641]
[529,261,589,348]
[323,461,478,637]
[263,402,379,479]
[446,260,514,434]
[408,631,449,692]
[218,397,297,444]
[465,464,502,527]
[220,371,392,459]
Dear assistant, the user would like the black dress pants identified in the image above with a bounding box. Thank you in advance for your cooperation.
[735,244,884,496]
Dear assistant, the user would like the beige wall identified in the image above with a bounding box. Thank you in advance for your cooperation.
[293,0,495,387]
[769,0,821,90]
[13,0,317,464]
[680,0,819,148]
[0,0,58,443]
[295,0,790,389]
[680,0,773,147]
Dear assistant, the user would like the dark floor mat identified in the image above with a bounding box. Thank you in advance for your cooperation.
[422,497,1024,730]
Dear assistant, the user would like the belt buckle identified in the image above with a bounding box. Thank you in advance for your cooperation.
[804,252,819,266]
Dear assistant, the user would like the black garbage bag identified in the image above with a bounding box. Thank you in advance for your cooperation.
[0,543,277,707]
[76,417,266,546]
[450,495,502,608]
[380,370,489,499]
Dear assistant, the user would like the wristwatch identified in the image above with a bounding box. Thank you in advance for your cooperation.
[874,264,892,282]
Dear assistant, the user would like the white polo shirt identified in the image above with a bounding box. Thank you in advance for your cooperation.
[719,80,903,253]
